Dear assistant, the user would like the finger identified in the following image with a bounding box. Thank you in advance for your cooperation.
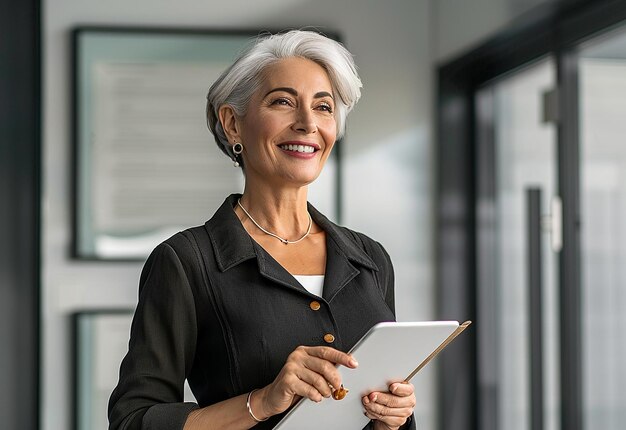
[301,355,343,390]
[364,410,382,421]
[363,391,415,421]
[294,367,334,398]
[305,346,359,368]
[276,362,326,401]
[364,400,414,418]
[284,347,348,396]
[372,391,416,409]
[389,382,415,397]
[364,410,407,428]
[364,393,412,413]
[285,373,327,403]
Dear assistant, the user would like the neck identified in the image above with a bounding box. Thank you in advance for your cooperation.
[237,183,312,240]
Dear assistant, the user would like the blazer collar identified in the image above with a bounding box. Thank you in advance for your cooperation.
[204,194,379,274]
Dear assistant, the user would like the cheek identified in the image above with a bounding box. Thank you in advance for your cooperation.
[241,111,279,136]
[257,119,290,145]
[318,142,336,166]
[239,120,278,153]
[324,140,336,154]
[320,120,338,145]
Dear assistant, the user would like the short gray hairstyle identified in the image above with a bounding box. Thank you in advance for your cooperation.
[206,30,362,164]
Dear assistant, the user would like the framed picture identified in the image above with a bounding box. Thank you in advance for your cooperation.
[73,310,133,430]
[73,310,196,430]
[72,27,341,260]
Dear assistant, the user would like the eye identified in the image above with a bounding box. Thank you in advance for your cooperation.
[270,97,294,107]
[316,102,334,113]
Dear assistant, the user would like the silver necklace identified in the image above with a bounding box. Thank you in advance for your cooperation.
[237,199,312,245]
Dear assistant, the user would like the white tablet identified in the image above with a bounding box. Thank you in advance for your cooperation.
[274,321,461,430]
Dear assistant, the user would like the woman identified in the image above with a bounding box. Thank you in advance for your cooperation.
[109,30,416,430]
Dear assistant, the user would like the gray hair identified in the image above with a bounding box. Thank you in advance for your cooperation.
[206,30,362,164]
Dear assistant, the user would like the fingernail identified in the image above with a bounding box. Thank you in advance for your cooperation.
[349,358,359,367]
[372,394,378,402]
[363,396,370,405]
[391,383,397,393]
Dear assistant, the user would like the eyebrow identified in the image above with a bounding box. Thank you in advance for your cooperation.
[264,87,334,100]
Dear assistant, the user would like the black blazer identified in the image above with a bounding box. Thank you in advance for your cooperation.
[109,194,415,430]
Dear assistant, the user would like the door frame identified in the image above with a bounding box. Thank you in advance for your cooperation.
[0,0,42,429]
[436,1,626,429]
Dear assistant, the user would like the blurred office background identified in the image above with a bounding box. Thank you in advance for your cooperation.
[2,0,626,429]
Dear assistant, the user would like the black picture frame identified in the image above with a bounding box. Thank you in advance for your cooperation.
[72,26,343,261]
[72,308,204,430]
[72,310,134,430]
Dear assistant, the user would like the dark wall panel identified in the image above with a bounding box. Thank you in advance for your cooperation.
[0,0,41,428]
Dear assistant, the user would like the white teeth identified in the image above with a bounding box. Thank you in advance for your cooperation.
[280,144,315,153]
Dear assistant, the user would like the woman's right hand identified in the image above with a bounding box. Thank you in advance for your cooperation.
[253,345,359,419]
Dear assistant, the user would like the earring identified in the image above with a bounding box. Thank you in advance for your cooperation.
[232,142,243,167]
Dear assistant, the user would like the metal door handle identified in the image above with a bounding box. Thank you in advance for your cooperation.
[541,196,563,252]
[527,188,544,430]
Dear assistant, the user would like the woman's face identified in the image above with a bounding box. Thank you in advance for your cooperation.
[235,57,338,188]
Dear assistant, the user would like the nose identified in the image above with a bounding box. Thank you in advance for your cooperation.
[292,106,317,134]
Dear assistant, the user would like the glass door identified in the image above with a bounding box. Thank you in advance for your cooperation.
[475,22,626,430]
[437,4,626,430]
[475,58,561,430]
[578,23,626,430]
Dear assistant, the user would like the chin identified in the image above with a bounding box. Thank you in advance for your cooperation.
[283,172,321,187]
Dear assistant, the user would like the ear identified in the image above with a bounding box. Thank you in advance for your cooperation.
[218,105,242,144]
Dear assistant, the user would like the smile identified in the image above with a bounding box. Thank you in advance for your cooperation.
[278,144,317,153]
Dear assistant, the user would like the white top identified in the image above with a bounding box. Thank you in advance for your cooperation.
[293,275,325,297]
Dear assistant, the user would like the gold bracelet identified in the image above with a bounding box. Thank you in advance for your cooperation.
[246,389,268,422]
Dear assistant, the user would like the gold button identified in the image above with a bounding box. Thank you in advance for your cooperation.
[324,333,335,343]
[309,301,321,311]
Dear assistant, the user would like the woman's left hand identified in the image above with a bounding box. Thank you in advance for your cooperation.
[362,382,415,430]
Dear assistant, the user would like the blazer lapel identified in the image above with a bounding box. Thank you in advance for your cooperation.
[322,235,360,302]
[254,241,310,295]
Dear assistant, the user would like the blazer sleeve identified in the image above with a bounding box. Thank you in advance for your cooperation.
[108,242,200,430]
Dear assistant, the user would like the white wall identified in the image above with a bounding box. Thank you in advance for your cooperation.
[41,1,435,429]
